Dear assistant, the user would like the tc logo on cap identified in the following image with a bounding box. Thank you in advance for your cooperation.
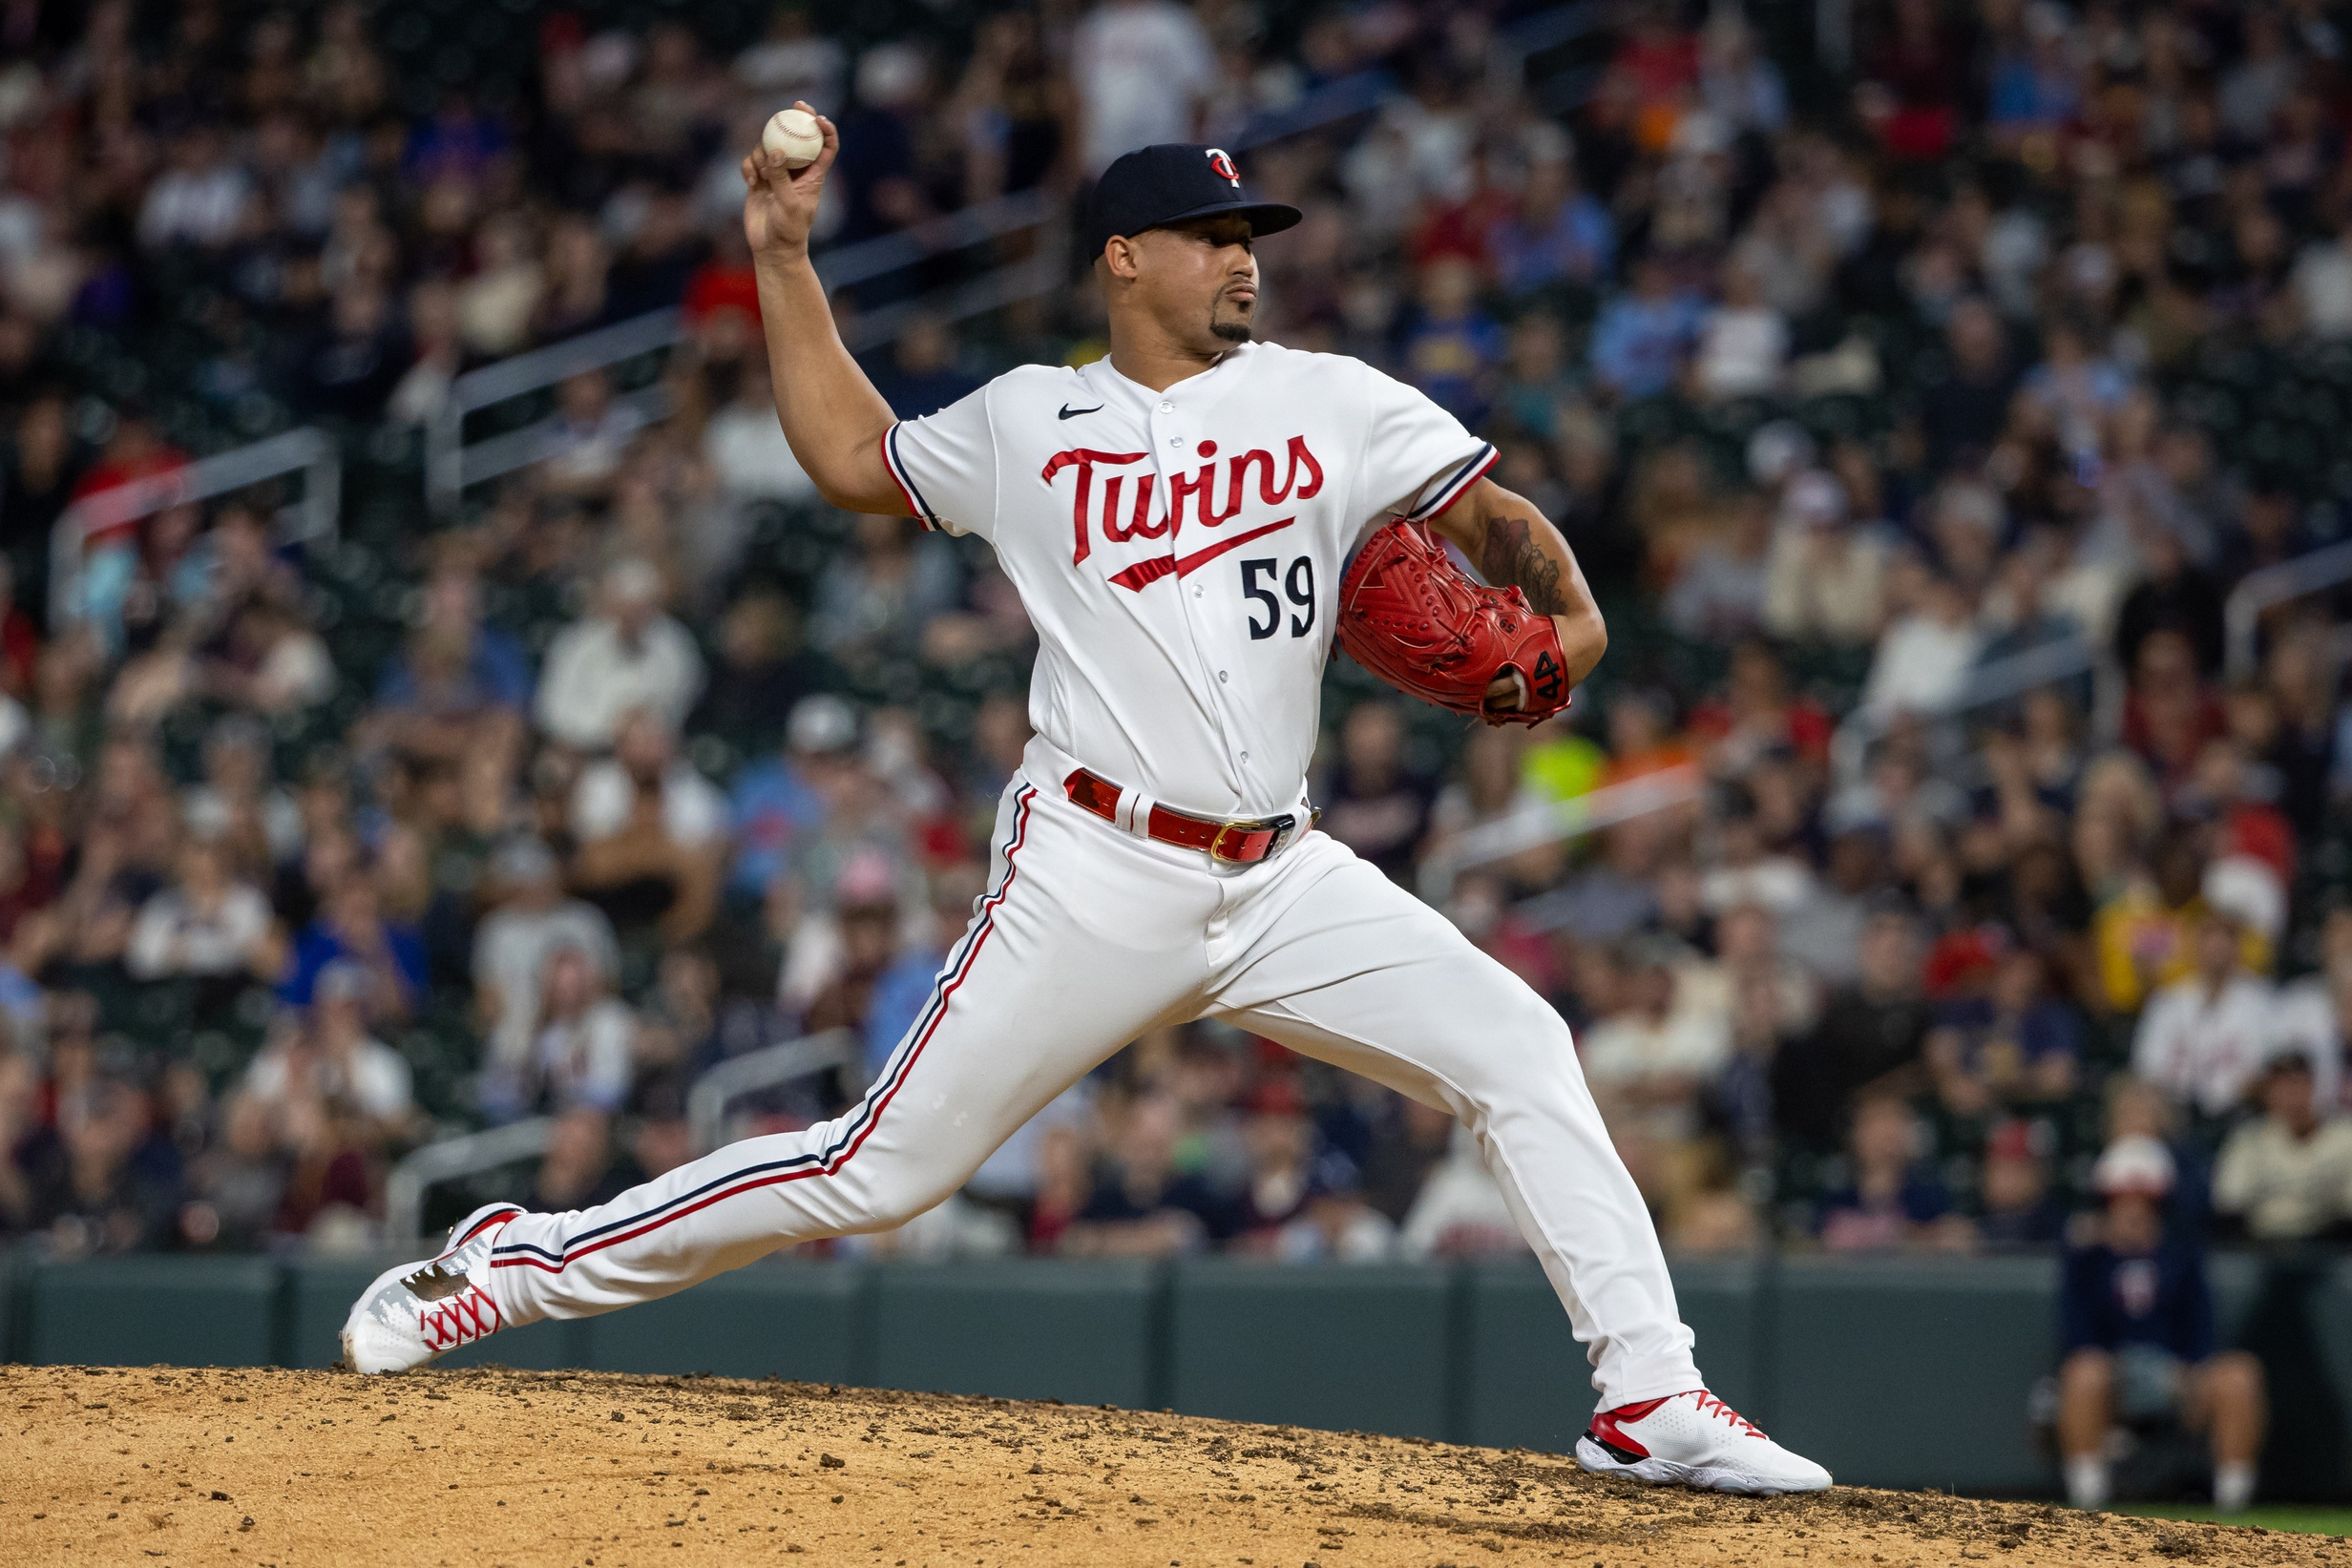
[1207,148,1240,186]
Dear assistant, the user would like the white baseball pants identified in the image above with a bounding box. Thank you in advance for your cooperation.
[484,766,1705,1410]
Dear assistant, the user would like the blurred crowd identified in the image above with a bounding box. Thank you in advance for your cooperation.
[0,0,2348,1277]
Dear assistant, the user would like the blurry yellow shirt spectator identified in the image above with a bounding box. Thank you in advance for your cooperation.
[1522,730,1607,804]
[2092,888,2270,1014]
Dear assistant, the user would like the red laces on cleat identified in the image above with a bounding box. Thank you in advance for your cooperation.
[1689,1391,1764,1438]
[417,1284,502,1352]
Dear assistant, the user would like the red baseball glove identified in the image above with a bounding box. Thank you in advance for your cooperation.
[1334,519,1572,726]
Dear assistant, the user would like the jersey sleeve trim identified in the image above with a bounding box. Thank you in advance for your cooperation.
[880,423,942,532]
[1404,442,1499,522]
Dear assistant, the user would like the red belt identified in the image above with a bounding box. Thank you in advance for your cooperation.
[1063,768,1309,864]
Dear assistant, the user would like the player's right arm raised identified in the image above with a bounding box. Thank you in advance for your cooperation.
[741,105,909,517]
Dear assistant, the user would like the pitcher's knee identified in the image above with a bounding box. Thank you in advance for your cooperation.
[1431,993,1587,1112]
[848,1161,963,1233]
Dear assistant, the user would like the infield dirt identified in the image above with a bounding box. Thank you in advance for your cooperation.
[0,1363,2335,1567]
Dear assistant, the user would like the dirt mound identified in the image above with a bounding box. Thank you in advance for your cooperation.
[0,1363,2333,1566]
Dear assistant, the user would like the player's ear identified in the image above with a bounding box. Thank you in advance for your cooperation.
[1101,235,1139,282]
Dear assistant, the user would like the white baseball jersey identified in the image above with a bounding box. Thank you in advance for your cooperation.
[456,338,1708,1420]
[878,341,1497,819]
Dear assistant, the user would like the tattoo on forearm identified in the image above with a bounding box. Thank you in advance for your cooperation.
[1480,516,1567,615]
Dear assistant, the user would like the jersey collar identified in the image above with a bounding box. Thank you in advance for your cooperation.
[1082,340,1258,418]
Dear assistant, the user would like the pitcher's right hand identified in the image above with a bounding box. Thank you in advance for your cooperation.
[741,100,838,262]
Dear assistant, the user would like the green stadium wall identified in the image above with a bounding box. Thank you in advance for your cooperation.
[9,1250,2352,1498]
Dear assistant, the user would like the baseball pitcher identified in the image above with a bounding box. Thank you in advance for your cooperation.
[345,114,1831,1496]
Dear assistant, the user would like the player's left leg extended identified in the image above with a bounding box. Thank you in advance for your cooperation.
[343,779,1210,1373]
[1205,833,1829,1495]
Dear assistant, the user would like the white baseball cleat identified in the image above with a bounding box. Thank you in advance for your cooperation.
[340,1202,524,1374]
[1575,1390,1832,1495]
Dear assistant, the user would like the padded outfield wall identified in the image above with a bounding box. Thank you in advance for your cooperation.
[8,1251,2352,1498]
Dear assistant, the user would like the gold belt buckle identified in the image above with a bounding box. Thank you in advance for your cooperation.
[1209,813,1296,863]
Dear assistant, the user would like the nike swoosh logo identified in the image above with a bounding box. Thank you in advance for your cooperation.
[1108,516,1295,591]
[1059,404,1103,420]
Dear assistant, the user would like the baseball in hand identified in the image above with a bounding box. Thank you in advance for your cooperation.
[762,108,823,169]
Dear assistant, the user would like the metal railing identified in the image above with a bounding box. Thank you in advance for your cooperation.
[1418,635,2110,907]
[384,1115,554,1245]
[1491,0,1606,114]
[687,1028,861,1157]
[1417,763,1708,905]
[2224,538,2352,679]
[380,1029,861,1242]
[424,306,683,516]
[1828,633,2103,784]
[415,0,1600,518]
[51,426,342,632]
[421,187,1067,517]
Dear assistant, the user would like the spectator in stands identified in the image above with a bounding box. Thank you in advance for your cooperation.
[1774,903,1931,1152]
[1488,151,1613,298]
[533,1105,637,1211]
[870,313,981,420]
[1232,1077,1320,1244]
[2270,906,2352,1112]
[704,353,818,507]
[472,836,619,1076]
[692,595,833,764]
[2212,1053,2352,1243]
[536,370,647,500]
[244,964,413,1139]
[125,836,279,986]
[1862,564,1982,718]
[2132,908,2275,1119]
[137,122,253,251]
[1317,701,1437,885]
[1061,1092,1225,1256]
[1918,298,2018,474]
[2113,526,2225,683]
[1400,256,1504,426]
[1925,950,2081,1117]
[728,692,853,901]
[1975,1119,2063,1248]
[800,850,909,1052]
[854,861,985,1080]
[1396,1122,1522,1259]
[536,557,705,751]
[2092,826,2227,1016]
[278,856,428,1018]
[1581,934,1731,1167]
[1588,253,1703,400]
[181,1092,290,1253]
[570,707,728,947]
[1694,646,1835,782]
[1490,313,1585,447]
[1662,487,1772,640]
[1691,258,1787,403]
[1070,0,1218,175]
[2123,628,2227,794]
[1815,1094,1972,1252]
[376,559,535,742]
[486,944,637,1120]
[22,1076,178,1258]
[1272,1153,1396,1263]
[1359,1095,1456,1226]
[808,512,961,668]
[2057,1135,2265,1513]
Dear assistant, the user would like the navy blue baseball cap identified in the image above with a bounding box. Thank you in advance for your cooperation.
[1082,144,1303,262]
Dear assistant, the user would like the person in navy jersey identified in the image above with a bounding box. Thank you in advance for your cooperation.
[2055,1135,2266,1513]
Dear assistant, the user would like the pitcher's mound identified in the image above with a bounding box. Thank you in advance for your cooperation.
[0,1364,2320,1565]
